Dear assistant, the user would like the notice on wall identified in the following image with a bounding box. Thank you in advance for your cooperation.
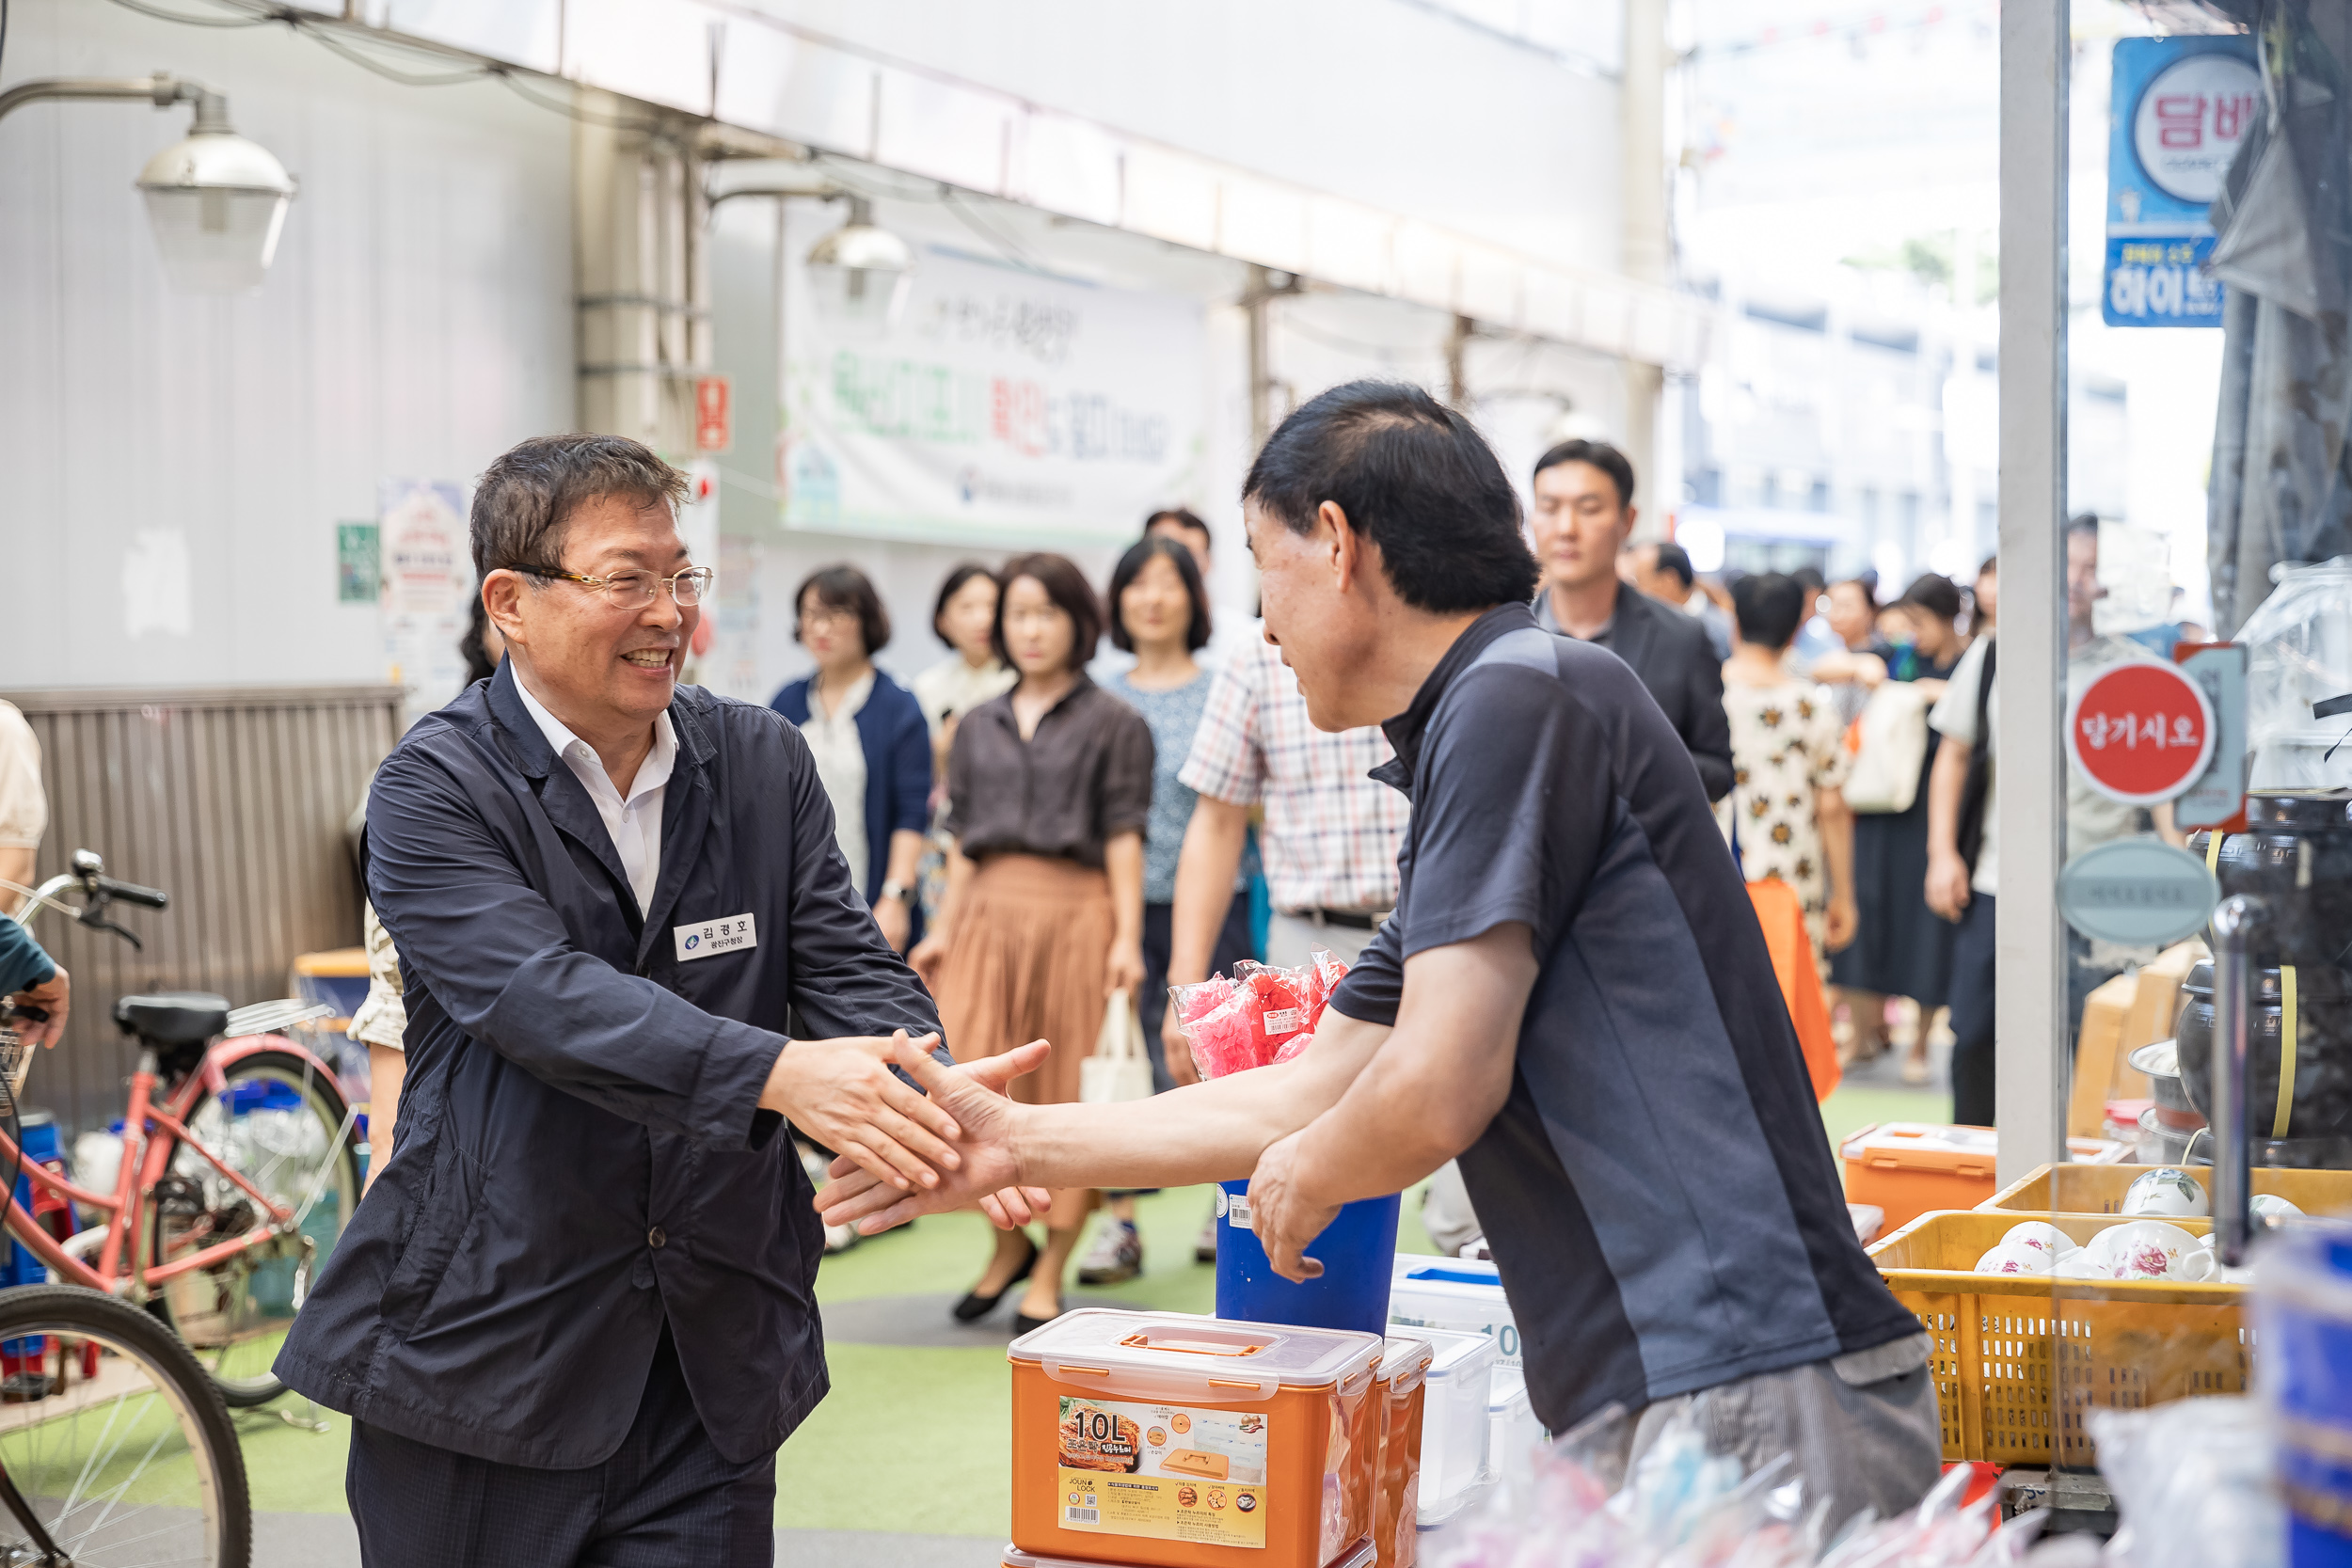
[781,240,1207,546]
[378,479,471,727]
[338,522,381,604]
[2103,35,2259,328]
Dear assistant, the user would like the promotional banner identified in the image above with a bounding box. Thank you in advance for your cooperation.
[2103,35,2260,328]
[781,241,1207,546]
[378,478,472,727]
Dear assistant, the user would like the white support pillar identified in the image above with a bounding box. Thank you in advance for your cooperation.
[575,90,709,458]
[1621,0,1669,522]
[1994,0,2068,1183]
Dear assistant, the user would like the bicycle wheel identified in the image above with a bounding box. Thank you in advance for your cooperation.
[0,1282,251,1567]
[152,1049,361,1408]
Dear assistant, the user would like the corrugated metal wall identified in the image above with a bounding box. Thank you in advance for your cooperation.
[3,686,401,1134]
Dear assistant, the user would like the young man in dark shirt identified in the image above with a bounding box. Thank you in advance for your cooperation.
[819,380,1938,1525]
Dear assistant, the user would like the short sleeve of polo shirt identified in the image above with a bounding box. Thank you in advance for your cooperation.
[1327,656,1615,1028]
[1176,653,1265,807]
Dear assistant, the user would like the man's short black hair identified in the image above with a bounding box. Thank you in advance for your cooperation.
[1648,541,1695,591]
[2068,513,2102,542]
[1733,572,1809,651]
[1107,536,1212,654]
[1243,380,1538,614]
[469,433,690,580]
[1790,564,1827,595]
[993,552,1104,671]
[795,564,891,655]
[1532,438,1636,510]
[1145,508,1213,551]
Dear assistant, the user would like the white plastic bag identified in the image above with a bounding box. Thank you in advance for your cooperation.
[1080,989,1154,1104]
[1843,682,1934,814]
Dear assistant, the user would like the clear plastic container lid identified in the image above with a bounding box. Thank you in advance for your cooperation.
[1487,1365,1530,1416]
[1391,1253,1504,1294]
[1378,1334,1434,1393]
[1414,1326,1499,1386]
[1009,1308,1382,1402]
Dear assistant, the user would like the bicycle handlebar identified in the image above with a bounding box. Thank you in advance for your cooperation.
[91,876,167,911]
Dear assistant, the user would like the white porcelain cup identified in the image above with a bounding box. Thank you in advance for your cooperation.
[1974,1243,2056,1276]
[2085,1220,2201,1280]
[2002,1221,2079,1259]
[2120,1167,2209,1219]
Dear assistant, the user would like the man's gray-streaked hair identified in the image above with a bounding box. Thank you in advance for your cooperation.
[469,433,690,579]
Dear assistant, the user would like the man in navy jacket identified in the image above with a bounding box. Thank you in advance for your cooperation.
[277,434,1035,1567]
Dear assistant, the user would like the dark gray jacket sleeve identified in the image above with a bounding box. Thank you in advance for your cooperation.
[1682,639,1735,802]
[366,745,789,1152]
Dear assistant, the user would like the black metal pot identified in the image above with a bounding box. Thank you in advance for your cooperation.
[2188,789,2352,975]
[2127,1039,2205,1130]
[2175,958,2352,1147]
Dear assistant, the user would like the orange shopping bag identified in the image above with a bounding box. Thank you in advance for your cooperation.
[1745,879,1839,1102]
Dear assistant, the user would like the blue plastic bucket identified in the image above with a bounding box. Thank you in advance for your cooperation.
[1214,1180,1400,1334]
[2261,1223,2352,1566]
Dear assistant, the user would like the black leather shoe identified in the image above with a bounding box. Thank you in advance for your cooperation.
[951,1236,1039,1323]
[1013,1303,1062,1334]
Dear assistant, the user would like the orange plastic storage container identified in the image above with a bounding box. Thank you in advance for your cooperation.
[1374,1337,1431,1568]
[1009,1310,1383,1568]
[1840,1123,2127,1232]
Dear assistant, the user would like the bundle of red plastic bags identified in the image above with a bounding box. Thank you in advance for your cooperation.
[1169,949,1350,1080]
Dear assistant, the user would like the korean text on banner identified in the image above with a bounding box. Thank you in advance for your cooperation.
[781,239,1207,546]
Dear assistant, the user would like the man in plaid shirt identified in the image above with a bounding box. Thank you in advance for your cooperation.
[1158,635,1409,1075]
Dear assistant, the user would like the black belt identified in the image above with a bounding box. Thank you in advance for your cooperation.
[1279,907,1385,931]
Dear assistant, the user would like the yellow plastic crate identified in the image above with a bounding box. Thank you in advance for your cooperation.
[1980,1162,2352,1219]
[1867,1210,2249,1468]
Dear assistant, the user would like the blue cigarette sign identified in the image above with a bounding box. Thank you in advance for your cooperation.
[2104,35,2260,328]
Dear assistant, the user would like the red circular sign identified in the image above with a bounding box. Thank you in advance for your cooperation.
[2065,660,2216,804]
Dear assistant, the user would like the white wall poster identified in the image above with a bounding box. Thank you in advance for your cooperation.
[379,479,472,727]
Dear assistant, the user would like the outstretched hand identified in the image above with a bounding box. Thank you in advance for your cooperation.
[814,1033,1052,1236]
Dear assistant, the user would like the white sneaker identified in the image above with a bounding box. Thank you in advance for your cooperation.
[1076,1216,1142,1285]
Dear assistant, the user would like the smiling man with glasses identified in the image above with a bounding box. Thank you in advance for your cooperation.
[276,433,1041,1567]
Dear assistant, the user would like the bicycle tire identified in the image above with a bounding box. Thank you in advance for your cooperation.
[151,1048,361,1408]
[0,1281,251,1567]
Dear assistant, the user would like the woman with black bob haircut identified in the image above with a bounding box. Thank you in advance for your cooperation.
[769,564,932,953]
[913,551,1153,1329]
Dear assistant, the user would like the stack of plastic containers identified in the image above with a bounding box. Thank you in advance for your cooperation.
[1372,1337,1432,1568]
[1409,1327,1498,1528]
[1006,1309,1384,1568]
[1385,1255,1520,1370]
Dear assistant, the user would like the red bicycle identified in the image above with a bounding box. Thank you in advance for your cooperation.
[3,850,362,1410]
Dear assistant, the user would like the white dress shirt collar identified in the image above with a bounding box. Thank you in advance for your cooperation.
[511,672,676,914]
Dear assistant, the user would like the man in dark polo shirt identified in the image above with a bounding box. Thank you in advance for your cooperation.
[817,381,1938,1526]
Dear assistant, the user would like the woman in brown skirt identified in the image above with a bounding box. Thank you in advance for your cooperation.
[909,553,1152,1330]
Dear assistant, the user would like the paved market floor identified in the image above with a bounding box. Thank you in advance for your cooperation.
[218,1065,1942,1566]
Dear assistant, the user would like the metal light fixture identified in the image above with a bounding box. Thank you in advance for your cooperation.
[0,72,295,294]
[803,196,914,333]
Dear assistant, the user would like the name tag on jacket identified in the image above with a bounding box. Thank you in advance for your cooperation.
[674,913,757,962]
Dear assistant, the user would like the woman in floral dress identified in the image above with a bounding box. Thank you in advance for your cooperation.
[1718,572,1857,983]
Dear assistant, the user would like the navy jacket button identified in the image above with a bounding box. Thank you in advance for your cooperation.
[647,1227,667,1249]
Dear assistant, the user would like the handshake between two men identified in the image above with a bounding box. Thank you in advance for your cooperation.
[798,925,1540,1286]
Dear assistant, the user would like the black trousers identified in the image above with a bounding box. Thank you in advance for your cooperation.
[1947,894,1997,1127]
[347,1324,777,1568]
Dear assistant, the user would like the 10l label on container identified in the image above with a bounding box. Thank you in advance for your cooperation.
[1057,1397,1269,1549]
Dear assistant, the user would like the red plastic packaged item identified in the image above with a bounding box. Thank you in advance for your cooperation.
[1302,948,1350,1027]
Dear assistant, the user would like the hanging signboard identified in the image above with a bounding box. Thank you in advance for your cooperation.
[781,240,1207,547]
[2058,839,2220,947]
[2103,35,2260,328]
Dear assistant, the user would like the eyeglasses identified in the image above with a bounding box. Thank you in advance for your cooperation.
[516,565,714,610]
